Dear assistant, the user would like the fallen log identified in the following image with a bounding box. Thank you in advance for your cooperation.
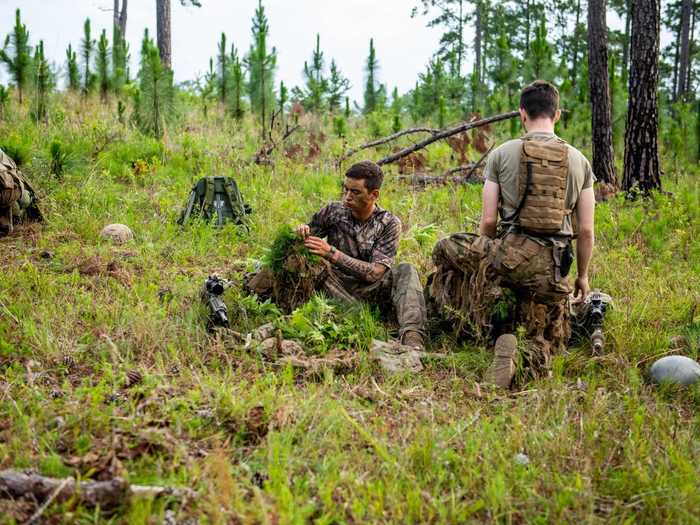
[376,110,519,166]
[0,470,195,509]
[339,127,440,164]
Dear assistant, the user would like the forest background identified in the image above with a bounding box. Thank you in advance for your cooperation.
[1,0,700,523]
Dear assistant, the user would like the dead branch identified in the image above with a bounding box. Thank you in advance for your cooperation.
[0,470,194,509]
[339,127,440,163]
[376,110,519,166]
[253,123,301,165]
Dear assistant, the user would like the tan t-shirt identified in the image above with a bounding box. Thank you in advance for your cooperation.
[484,131,595,236]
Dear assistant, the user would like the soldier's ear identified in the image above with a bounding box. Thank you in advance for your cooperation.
[370,188,380,200]
[554,109,561,123]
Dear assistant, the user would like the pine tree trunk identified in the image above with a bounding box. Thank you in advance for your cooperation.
[677,0,692,99]
[571,0,582,87]
[474,1,482,111]
[672,27,681,99]
[588,0,616,186]
[687,6,695,93]
[156,0,172,70]
[623,0,661,194]
[114,0,127,37]
[525,0,531,57]
[622,0,631,80]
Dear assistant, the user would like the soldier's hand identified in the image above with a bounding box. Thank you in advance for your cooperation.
[572,276,590,304]
[304,236,332,258]
[295,224,311,238]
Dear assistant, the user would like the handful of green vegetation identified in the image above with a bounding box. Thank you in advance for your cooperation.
[263,225,321,274]
[263,225,325,312]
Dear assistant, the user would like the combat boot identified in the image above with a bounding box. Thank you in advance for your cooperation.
[483,333,517,388]
[0,207,12,237]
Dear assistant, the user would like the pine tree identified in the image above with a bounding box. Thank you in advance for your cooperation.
[525,18,555,81]
[66,44,80,91]
[81,18,95,96]
[112,0,128,92]
[391,87,402,133]
[412,0,469,75]
[245,0,277,140]
[200,57,216,117]
[327,59,350,112]
[301,34,327,112]
[229,49,245,120]
[0,9,32,105]
[136,33,174,138]
[363,38,380,114]
[278,80,288,118]
[217,33,228,103]
[623,0,662,193]
[96,30,110,102]
[32,40,52,123]
[344,96,351,118]
[588,0,617,186]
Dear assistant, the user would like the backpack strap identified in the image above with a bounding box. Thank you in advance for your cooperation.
[203,177,215,219]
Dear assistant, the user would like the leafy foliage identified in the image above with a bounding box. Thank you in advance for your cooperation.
[263,225,319,274]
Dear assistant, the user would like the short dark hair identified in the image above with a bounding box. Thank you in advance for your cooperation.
[519,80,559,119]
[345,160,384,191]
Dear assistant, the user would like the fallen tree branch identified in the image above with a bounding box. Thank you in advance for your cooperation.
[0,470,195,509]
[339,127,440,163]
[376,110,519,166]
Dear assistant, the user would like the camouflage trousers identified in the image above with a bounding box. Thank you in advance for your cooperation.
[428,232,572,375]
[246,262,428,340]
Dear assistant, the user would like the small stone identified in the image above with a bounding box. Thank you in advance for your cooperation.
[650,355,700,386]
[513,453,530,466]
[39,250,53,259]
[100,223,134,244]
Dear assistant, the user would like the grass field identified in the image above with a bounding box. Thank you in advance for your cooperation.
[1,97,700,524]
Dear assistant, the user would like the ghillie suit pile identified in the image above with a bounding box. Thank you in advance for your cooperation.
[0,148,43,237]
[245,226,329,313]
[178,176,250,228]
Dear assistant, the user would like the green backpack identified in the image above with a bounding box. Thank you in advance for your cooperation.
[178,176,251,228]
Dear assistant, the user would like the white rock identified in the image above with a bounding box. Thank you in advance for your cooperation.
[100,223,134,244]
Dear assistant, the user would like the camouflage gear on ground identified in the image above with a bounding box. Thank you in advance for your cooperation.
[0,148,42,236]
[428,231,571,376]
[247,262,427,340]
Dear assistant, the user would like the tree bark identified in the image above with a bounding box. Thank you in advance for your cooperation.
[587,0,617,186]
[156,0,172,69]
[114,0,127,37]
[622,0,661,194]
[677,0,692,99]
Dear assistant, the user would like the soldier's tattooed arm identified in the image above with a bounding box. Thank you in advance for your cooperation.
[331,250,387,283]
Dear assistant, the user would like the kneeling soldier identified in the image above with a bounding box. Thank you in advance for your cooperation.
[428,80,596,387]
